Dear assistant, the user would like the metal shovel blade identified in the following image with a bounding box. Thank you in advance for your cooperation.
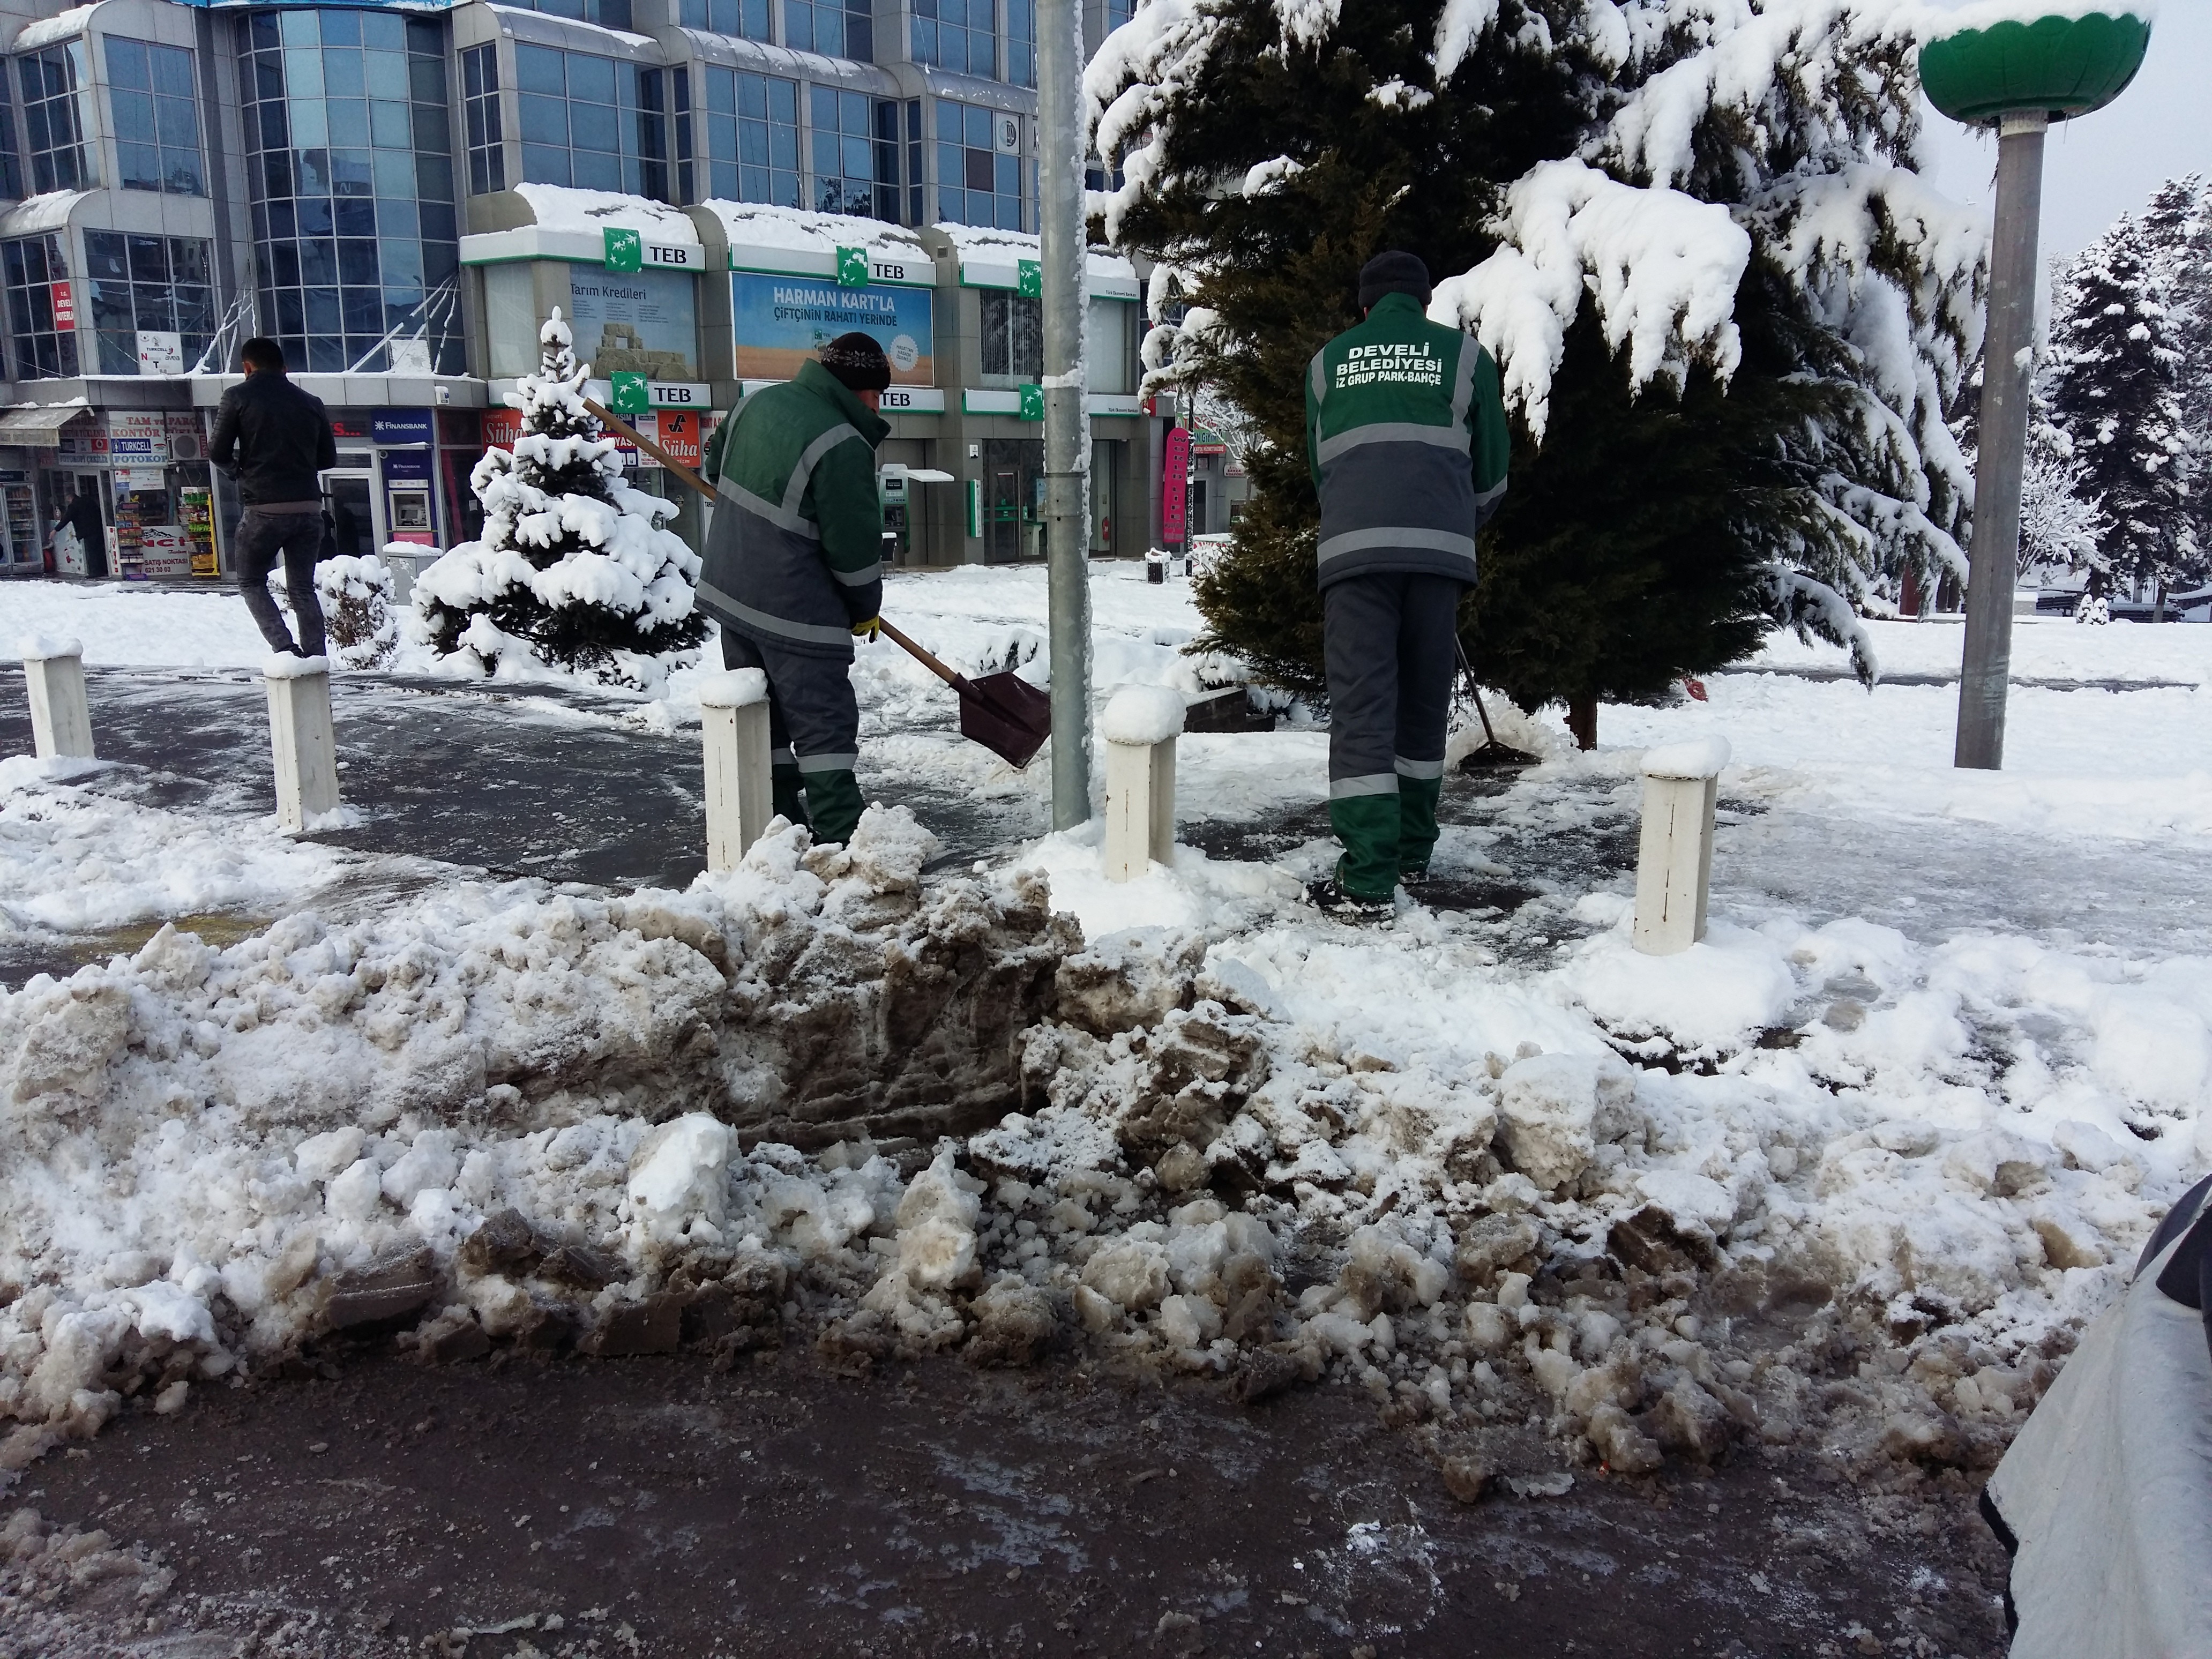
[958,670,1052,769]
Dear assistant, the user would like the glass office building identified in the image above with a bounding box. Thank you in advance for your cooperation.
[0,0,1167,580]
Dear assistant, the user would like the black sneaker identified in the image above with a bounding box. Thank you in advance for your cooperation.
[1399,865,1430,888]
[1306,878,1395,921]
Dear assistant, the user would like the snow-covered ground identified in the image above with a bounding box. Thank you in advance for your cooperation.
[2,567,2207,1491]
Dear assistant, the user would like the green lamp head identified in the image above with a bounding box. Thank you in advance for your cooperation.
[1919,6,2153,127]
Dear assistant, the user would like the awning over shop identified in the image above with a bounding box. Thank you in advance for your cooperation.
[0,402,88,445]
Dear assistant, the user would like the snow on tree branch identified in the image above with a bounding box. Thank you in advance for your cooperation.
[1762,565,1881,687]
[1431,159,1751,438]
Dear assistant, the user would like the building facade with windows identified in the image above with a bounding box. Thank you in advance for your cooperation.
[0,0,1164,582]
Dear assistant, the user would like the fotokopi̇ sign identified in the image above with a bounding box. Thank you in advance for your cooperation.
[732,272,935,386]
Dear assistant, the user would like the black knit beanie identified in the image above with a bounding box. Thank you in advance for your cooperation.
[1357,250,1431,310]
[818,332,892,392]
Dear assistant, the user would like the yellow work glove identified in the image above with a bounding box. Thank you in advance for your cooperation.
[851,616,882,641]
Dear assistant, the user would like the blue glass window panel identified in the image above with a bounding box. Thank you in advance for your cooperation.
[937,186,962,223]
[520,143,568,185]
[571,101,619,152]
[769,122,797,170]
[283,49,323,98]
[372,148,415,199]
[362,12,405,51]
[147,41,194,100]
[273,289,304,333]
[255,55,285,102]
[809,84,834,133]
[278,11,318,47]
[421,201,456,241]
[265,200,292,237]
[408,20,443,57]
[295,197,333,234]
[424,241,458,282]
[462,48,490,99]
[744,0,770,38]
[912,18,937,60]
[517,47,565,96]
[294,148,332,195]
[370,100,410,148]
[769,78,796,123]
[735,73,762,119]
[736,121,765,165]
[840,90,865,133]
[566,54,616,104]
[113,94,156,144]
[107,38,148,89]
[416,153,452,198]
[342,288,383,333]
[708,70,734,115]
[333,150,375,193]
[284,100,323,147]
[327,99,369,147]
[116,141,160,191]
[277,241,305,285]
[412,104,449,154]
[518,93,567,145]
[335,196,376,235]
[249,14,280,50]
[410,56,444,103]
[308,332,344,372]
[574,148,620,190]
[713,160,738,198]
[323,50,364,97]
[811,129,836,175]
[842,134,869,177]
[261,151,292,197]
[788,5,816,53]
[365,51,408,99]
[381,199,420,239]
[155,95,196,150]
[966,103,990,147]
[301,240,337,283]
[937,100,958,141]
[995,192,1020,230]
[996,152,1017,194]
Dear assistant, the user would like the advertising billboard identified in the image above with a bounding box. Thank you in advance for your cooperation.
[566,268,698,383]
[731,273,933,386]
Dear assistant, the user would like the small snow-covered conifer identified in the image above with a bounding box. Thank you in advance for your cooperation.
[412,309,709,689]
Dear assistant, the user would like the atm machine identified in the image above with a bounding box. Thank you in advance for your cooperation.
[877,462,954,565]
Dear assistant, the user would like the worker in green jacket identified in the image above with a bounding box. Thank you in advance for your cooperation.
[698,332,891,847]
[1304,251,1511,920]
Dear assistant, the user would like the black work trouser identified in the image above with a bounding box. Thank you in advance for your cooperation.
[1322,571,1462,896]
[719,627,864,846]
[235,509,326,657]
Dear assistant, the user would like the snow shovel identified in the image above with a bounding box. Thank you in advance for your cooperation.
[876,620,1052,770]
[586,399,1053,770]
[1453,636,1537,771]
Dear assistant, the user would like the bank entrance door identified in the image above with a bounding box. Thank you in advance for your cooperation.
[322,469,379,563]
[980,438,1045,564]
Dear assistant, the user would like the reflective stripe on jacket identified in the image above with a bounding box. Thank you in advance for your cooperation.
[1304,292,1509,590]
[698,358,888,660]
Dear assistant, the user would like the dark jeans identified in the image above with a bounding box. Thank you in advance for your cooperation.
[235,509,326,657]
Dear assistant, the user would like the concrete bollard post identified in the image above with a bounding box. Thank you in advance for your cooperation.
[19,636,93,760]
[1633,736,1730,955]
[1101,684,1186,882]
[699,668,774,871]
[263,654,339,831]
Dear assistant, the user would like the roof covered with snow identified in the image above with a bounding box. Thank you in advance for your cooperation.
[10,4,96,53]
[511,184,700,244]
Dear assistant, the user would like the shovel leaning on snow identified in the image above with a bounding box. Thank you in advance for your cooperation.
[1452,635,1537,771]
[586,398,1052,770]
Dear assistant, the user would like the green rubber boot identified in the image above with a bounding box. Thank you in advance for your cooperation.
[771,763,810,832]
[1328,793,1400,901]
[802,767,865,848]
[1398,774,1443,883]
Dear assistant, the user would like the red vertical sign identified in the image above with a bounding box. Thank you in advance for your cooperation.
[48,282,73,330]
[1160,425,1191,545]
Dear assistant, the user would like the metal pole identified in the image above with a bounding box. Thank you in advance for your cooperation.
[1954,110,2046,771]
[1040,0,1092,826]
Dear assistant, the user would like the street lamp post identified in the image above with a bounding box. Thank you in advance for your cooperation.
[1040,0,1092,828]
[1918,7,2153,770]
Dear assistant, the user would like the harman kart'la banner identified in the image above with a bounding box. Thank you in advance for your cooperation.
[731,273,934,386]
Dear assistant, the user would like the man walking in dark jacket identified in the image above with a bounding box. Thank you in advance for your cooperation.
[697,332,891,847]
[1305,251,1511,919]
[210,337,338,657]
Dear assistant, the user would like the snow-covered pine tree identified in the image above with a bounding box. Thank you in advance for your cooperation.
[1086,0,1983,727]
[2046,213,2194,600]
[412,309,709,690]
[2143,175,2212,584]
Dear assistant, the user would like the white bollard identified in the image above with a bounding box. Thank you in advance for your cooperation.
[19,635,93,760]
[1101,684,1186,882]
[263,654,339,831]
[1632,736,1730,955]
[699,668,774,871]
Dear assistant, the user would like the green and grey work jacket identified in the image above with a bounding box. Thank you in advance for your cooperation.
[699,358,890,660]
[1304,292,1510,590]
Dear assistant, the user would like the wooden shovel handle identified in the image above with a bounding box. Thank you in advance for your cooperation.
[582,397,724,504]
[877,618,976,695]
[1453,633,1502,745]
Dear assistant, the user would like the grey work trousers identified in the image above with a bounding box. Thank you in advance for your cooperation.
[719,627,864,845]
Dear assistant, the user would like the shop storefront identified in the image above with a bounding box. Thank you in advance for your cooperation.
[16,408,218,580]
